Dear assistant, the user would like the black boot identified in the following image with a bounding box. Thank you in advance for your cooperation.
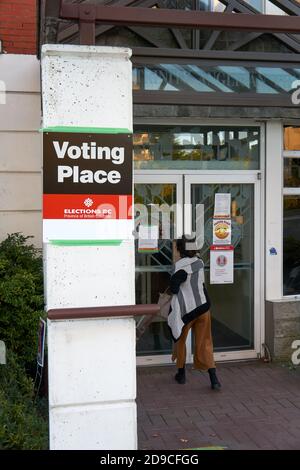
[175,367,186,384]
[208,368,221,390]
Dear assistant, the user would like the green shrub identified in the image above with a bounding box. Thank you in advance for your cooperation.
[0,233,45,365]
[0,350,48,450]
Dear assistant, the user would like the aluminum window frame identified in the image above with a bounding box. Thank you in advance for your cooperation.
[282,127,300,298]
[132,52,300,107]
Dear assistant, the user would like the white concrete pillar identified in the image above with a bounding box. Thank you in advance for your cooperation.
[48,315,137,450]
[41,45,136,449]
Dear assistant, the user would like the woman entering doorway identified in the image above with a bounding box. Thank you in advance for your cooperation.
[168,237,221,390]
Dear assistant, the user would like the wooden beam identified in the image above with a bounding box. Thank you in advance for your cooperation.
[131,47,300,64]
[78,3,96,45]
[60,4,300,34]
[133,90,297,107]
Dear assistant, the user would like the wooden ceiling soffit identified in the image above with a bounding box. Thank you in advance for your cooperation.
[202,3,234,51]
[220,0,300,53]
[53,0,300,54]
[228,32,263,51]
[127,26,167,48]
[57,0,160,45]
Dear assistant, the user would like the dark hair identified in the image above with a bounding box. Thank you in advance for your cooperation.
[175,236,198,258]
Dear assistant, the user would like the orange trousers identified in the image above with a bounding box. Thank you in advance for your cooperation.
[172,311,216,370]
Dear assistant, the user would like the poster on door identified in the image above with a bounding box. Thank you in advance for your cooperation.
[210,245,234,284]
[213,219,231,245]
[214,193,231,219]
[138,225,159,253]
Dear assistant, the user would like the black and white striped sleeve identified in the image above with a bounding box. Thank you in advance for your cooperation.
[170,270,188,294]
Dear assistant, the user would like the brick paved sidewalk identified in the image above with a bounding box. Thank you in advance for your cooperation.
[137,362,300,450]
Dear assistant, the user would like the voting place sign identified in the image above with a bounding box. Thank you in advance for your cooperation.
[43,131,132,241]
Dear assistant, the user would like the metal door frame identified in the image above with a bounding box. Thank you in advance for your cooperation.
[135,171,264,365]
[184,172,263,363]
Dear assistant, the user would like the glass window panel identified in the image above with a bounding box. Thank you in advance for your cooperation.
[207,0,286,14]
[245,0,263,11]
[196,0,230,11]
[162,64,214,92]
[195,0,288,15]
[256,67,295,92]
[284,158,300,187]
[211,0,226,12]
[145,68,164,90]
[284,126,300,151]
[217,66,251,90]
[188,65,232,92]
[133,64,300,95]
[256,78,277,94]
[133,126,260,170]
[265,0,286,15]
[283,196,300,296]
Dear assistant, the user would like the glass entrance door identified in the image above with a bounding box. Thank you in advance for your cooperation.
[185,173,261,362]
[135,173,261,365]
[134,175,183,364]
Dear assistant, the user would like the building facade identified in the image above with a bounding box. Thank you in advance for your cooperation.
[0,0,41,244]
[2,0,300,363]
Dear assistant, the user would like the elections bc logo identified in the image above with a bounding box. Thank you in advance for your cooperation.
[84,198,94,208]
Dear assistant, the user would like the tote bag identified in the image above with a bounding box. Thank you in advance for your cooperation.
[136,288,171,341]
[157,288,172,320]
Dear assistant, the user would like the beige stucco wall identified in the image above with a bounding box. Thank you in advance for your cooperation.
[0,54,42,246]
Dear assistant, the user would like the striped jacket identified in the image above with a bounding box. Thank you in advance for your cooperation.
[167,256,210,341]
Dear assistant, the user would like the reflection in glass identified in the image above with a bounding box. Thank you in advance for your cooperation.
[198,0,212,11]
[265,0,286,14]
[283,196,300,296]
[134,126,260,170]
[284,126,300,151]
[133,63,300,95]
[180,0,285,14]
[284,159,300,187]
[247,0,263,10]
